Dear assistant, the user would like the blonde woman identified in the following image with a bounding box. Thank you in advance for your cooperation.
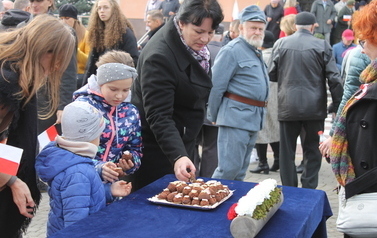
[284,0,298,14]
[83,0,139,83]
[59,4,90,87]
[280,14,296,37]
[0,15,75,238]
[279,0,298,38]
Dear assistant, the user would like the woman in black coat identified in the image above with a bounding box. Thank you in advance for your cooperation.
[130,0,224,190]
[0,16,75,238]
[329,3,377,236]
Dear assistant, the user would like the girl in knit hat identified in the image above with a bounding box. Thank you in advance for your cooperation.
[74,62,142,183]
[35,101,132,236]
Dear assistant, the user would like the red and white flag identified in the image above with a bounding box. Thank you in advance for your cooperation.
[343,15,352,21]
[0,144,23,176]
[38,125,58,151]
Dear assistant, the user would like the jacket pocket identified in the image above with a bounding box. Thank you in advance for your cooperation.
[238,60,254,69]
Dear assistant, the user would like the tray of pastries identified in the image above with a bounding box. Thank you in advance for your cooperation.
[148,178,233,210]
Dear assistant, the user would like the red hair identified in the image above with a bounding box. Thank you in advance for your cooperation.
[352,1,377,45]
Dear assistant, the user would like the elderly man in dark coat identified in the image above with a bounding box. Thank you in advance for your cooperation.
[268,12,343,189]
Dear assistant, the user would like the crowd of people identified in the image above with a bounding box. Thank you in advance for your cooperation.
[0,0,376,237]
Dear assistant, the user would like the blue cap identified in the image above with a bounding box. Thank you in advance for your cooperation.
[239,5,266,24]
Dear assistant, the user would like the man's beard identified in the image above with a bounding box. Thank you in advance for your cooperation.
[244,35,264,48]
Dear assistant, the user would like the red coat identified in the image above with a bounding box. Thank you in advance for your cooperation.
[279,7,298,38]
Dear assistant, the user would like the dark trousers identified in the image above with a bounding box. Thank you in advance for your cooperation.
[279,120,324,189]
[194,124,218,178]
[255,142,279,164]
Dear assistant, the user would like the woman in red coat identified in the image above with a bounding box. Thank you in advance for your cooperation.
[279,0,298,38]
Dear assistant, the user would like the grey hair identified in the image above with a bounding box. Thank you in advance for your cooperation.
[14,0,30,10]
[295,25,312,30]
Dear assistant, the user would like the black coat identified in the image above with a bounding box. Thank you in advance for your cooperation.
[269,29,343,121]
[0,63,40,237]
[83,27,139,83]
[347,82,377,194]
[264,4,284,40]
[130,18,212,190]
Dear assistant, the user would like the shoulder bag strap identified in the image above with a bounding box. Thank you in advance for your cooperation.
[345,167,377,199]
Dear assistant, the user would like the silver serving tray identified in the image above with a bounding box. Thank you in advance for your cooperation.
[147,190,234,210]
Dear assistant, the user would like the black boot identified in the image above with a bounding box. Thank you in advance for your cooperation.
[250,162,269,174]
[270,158,279,172]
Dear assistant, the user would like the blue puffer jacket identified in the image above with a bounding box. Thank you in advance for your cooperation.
[73,74,142,175]
[35,142,113,236]
[330,46,370,136]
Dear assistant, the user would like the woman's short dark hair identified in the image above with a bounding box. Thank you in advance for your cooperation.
[177,0,224,30]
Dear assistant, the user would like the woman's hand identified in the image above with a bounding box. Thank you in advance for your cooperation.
[174,156,196,182]
[10,178,35,218]
[319,136,332,158]
[102,162,119,183]
[111,181,132,197]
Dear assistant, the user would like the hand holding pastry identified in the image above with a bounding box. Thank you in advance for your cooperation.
[102,162,119,183]
[122,151,133,160]
[174,156,196,183]
[118,158,134,174]
[112,167,125,177]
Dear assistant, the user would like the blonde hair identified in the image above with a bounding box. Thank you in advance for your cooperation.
[284,0,297,8]
[73,19,86,43]
[96,50,135,68]
[87,0,134,52]
[280,14,296,36]
[229,19,240,32]
[0,14,75,119]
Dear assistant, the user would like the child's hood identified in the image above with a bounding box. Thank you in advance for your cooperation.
[73,74,101,100]
[35,142,94,184]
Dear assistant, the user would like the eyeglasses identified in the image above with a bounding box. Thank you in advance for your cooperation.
[359,40,365,48]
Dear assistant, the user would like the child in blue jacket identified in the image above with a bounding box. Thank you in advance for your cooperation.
[35,101,132,236]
